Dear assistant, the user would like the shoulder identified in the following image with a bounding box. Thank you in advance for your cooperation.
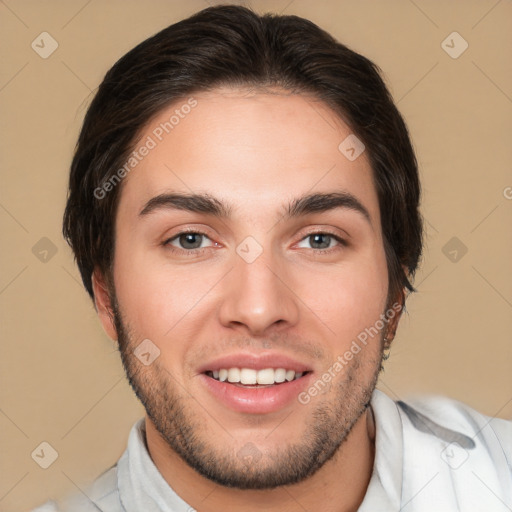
[30,502,60,512]
[398,393,512,453]
[399,394,512,505]
[29,465,120,512]
[375,392,512,510]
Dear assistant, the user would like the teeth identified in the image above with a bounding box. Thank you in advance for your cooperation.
[274,368,286,383]
[227,368,241,383]
[256,368,275,385]
[240,368,257,385]
[208,367,307,385]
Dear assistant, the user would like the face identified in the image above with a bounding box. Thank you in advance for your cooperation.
[102,87,392,489]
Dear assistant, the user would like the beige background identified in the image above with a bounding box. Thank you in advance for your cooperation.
[1,0,511,510]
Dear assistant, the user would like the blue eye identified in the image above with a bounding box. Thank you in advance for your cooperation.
[164,232,214,251]
[297,232,345,251]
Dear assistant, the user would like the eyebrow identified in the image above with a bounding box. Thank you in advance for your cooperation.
[139,191,371,225]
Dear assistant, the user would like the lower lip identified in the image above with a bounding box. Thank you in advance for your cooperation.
[198,373,313,414]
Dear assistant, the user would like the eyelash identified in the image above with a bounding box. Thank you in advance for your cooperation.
[162,229,347,256]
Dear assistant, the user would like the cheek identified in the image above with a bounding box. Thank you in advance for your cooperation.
[113,245,221,343]
[291,252,388,343]
[113,247,180,338]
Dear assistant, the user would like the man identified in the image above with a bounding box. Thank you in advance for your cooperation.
[33,5,511,511]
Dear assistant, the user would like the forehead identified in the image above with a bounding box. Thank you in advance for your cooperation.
[117,87,380,225]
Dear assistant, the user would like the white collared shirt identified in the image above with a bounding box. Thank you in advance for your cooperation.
[32,390,512,511]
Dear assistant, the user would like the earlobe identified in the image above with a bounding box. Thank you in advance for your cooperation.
[384,266,414,344]
[91,268,118,341]
[384,287,406,345]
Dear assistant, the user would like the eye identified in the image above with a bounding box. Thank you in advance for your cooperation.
[296,232,346,252]
[164,231,215,252]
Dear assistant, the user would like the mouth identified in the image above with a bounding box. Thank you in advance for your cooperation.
[203,368,312,387]
[197,352,315,413]
[199,364,314,414]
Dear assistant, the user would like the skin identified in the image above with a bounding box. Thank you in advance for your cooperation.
[92,87,402,512]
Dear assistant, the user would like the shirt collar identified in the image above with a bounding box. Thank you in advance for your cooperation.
[357,389,404,511]
[117,418,192,512]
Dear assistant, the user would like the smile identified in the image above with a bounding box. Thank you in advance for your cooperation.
[200,369,313,414]
[205,367,309,386]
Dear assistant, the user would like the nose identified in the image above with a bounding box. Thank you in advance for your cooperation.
[217,246,300,336]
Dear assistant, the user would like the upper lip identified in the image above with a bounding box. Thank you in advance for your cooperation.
[196,352,313,374]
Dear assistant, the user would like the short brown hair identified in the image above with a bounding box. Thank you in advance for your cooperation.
[63,4,423,307]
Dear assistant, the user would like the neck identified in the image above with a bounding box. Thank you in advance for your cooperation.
[145,407,376,512]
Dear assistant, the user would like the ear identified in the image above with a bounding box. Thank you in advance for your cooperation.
[384,286,406,346]
[386,264,415,341]
[91,268,118,341]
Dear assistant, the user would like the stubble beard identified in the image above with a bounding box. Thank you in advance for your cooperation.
[110,292,384,490]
